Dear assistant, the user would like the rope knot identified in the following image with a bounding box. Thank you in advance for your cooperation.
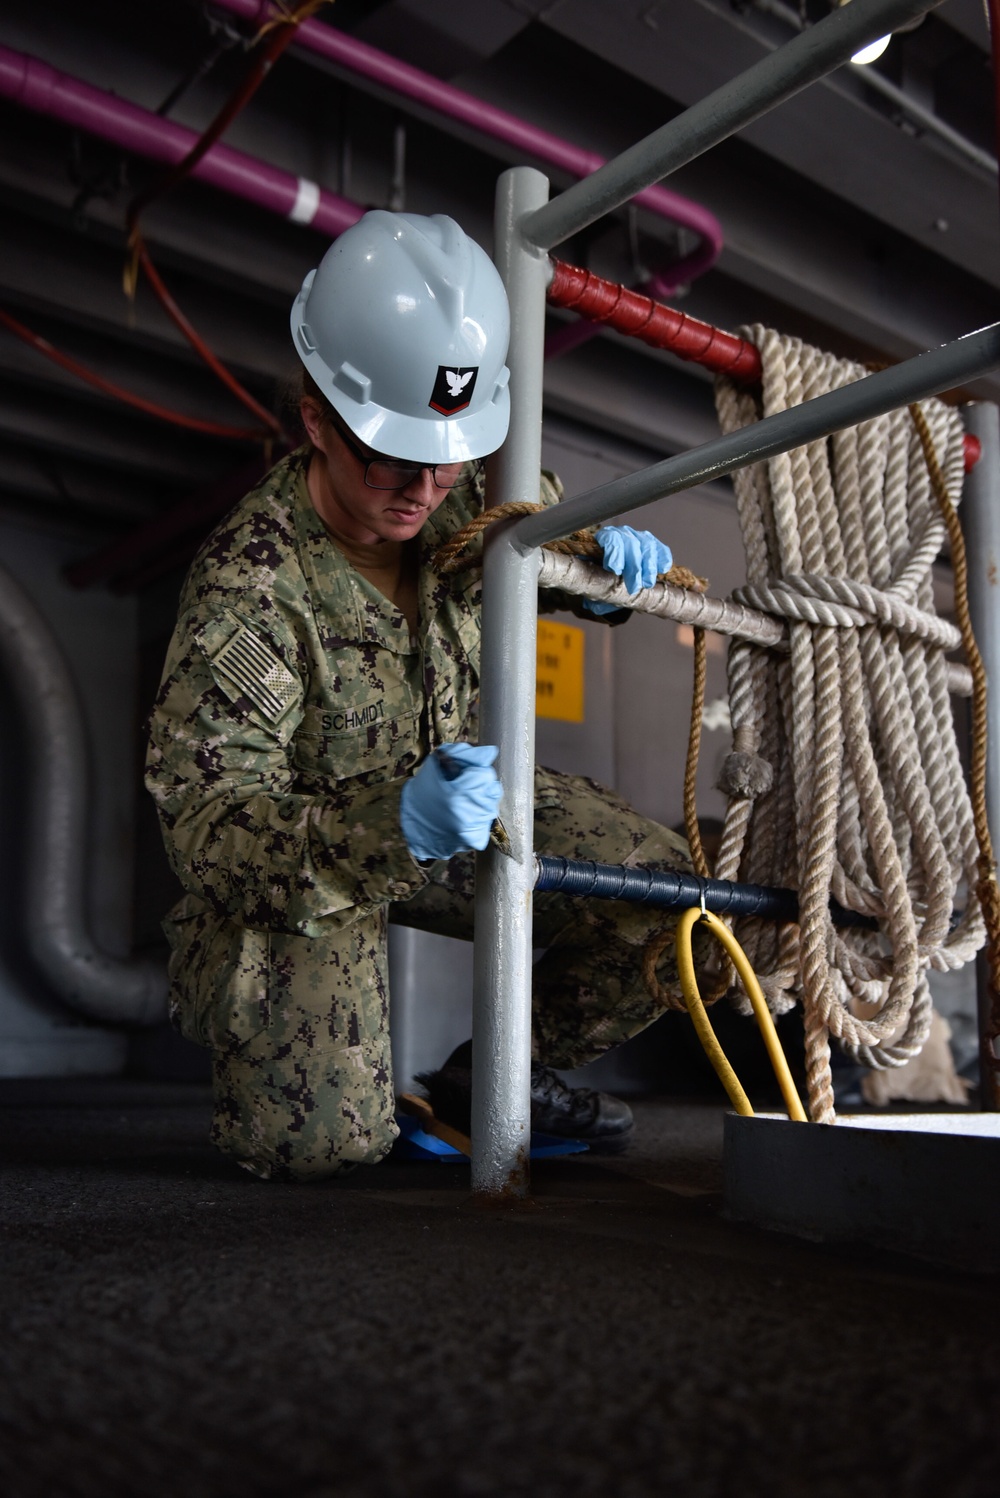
[717,727,772,800]
[717,750,774,800]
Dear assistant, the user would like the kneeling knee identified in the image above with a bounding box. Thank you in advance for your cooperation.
[219,1114,398,1182]
[211,1082,398,1182]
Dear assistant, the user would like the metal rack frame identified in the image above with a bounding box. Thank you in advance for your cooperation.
[470,0,1000,1195]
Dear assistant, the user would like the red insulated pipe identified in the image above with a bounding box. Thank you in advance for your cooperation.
[547,259,982,472]
[0,306,268,441]
[547,259,762,383]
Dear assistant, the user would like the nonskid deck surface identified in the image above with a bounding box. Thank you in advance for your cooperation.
[0,1079,996,1498]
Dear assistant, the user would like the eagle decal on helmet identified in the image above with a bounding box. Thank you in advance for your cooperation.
[429,365,479,415]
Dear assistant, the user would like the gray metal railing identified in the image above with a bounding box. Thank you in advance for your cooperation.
[515,325,1000,549]
[473,0,990,1194]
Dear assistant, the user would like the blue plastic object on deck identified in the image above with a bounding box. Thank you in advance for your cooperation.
[394,1113,589,1161]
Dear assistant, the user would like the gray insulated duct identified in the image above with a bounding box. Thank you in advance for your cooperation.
[0,560,166,1026]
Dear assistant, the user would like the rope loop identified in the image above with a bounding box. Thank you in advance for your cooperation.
[707,328,991,1121]
[641,924,691,1013]
[733,574,961,649]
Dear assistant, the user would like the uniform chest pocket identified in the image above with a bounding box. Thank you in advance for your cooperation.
[447,576,481,663]
[293,703,421,782]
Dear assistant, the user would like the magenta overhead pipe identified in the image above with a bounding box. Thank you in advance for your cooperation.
[211,0,724,296]
[0,43,363,239]
[1,22,722,363]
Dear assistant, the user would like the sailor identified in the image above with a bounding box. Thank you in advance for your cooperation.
[146,210,695,1180]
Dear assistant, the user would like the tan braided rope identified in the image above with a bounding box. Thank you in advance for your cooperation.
[701,328,985,1123]
[908,400,1000,1082]
[432,501,707,593]
[684,627,712,880]
[641,623,719,1015]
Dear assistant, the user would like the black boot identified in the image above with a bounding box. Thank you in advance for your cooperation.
[416,1041,634,1153]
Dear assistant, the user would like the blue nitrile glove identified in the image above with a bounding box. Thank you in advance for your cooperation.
[400,743,503,862]
[583,525,672,615]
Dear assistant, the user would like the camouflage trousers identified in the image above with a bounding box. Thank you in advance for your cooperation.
[201,766,695,1181]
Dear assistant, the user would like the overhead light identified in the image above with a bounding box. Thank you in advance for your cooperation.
[851,34,891,66]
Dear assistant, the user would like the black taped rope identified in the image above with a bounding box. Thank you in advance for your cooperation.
[533,855,877,931]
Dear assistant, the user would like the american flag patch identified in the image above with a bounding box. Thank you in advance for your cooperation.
[210,624,299,724]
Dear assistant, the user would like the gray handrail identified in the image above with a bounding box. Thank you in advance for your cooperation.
[475,0,954,1194]
[515,322,1000,549]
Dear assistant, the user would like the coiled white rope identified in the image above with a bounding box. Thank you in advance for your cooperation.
[714,328,984,1124]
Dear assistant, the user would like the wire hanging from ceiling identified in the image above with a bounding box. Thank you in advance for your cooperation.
[0,306,272,441]
[122,1,333,444]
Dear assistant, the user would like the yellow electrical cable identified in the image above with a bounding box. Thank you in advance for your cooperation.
[674,905,808,1122]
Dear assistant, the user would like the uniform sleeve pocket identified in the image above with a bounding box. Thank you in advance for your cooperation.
[195,610,303,744]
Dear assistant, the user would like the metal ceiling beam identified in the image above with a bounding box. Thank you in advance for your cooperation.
[0,441,162,523]
[521,0,944,249]
[663,151,1000,399]
[535,0,994,285]
[940,0,991,49]
[350,0,536,73]
[0,308,282,431]
[0,203,293,382]
[0,379,235,486]
[224,0,997,378]
[0,0,990,544]
[543,336,722,456]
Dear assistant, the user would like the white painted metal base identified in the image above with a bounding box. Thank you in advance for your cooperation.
[724,1112,1000,1274]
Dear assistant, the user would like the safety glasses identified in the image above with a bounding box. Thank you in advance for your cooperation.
[330,413,485,492]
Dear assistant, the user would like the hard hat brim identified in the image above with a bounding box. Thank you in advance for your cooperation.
[295,325,510,463]
[332,384,510,465]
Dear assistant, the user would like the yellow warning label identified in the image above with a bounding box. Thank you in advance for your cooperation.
[536,620,584,722]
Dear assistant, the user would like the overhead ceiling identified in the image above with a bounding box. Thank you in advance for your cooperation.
[0,0,996,585]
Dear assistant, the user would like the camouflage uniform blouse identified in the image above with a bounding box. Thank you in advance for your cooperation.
[146,447,562,964]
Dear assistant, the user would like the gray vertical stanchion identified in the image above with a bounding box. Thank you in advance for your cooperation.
[962,402,1000,1111]
[471,166,550,1195]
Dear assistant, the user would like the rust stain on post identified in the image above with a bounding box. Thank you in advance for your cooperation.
[471,1142,532,1206]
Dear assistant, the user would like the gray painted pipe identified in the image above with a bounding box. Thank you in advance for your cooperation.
[471,167,550,1197]
[522,0,943,250]
[0,562,166,1026]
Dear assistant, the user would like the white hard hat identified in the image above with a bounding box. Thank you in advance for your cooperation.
[290,211,511,464]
